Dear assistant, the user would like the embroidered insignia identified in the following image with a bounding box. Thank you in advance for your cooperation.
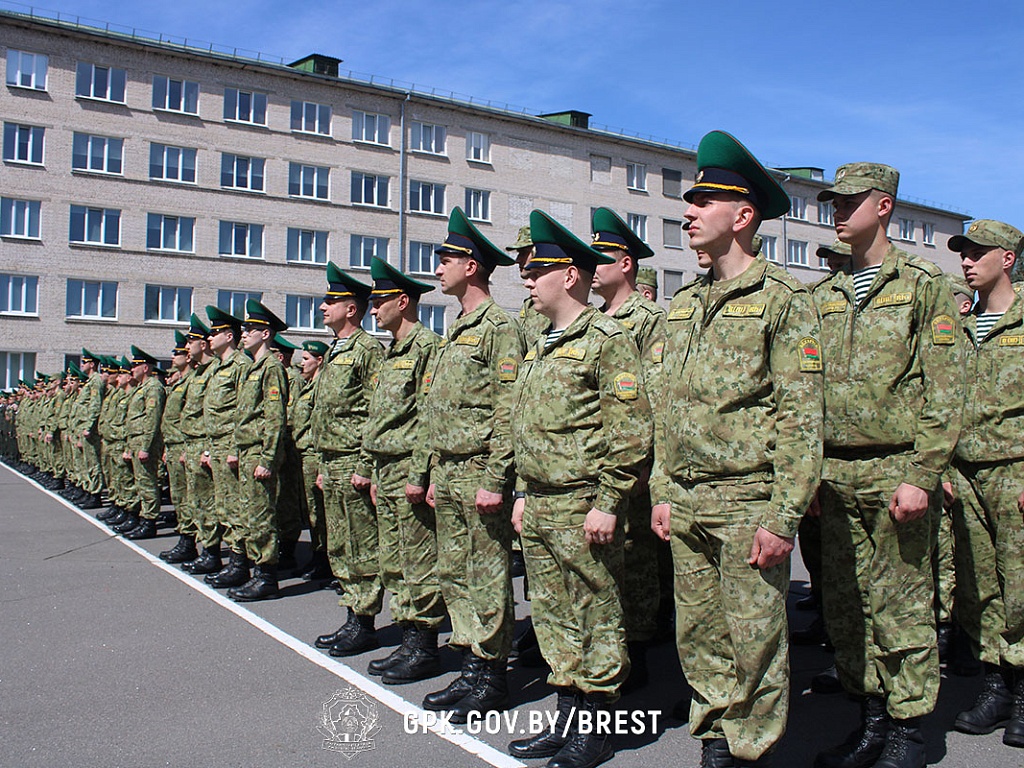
[931,315,955,345]
[968,223,979,233]
[722,303,767,317]
[456,335,482,346]
[999,336,1024,346]
[392,359,415,369]
[799,337,823,372]
[651,341,664,364]
[613,372,638,400]
[267,386,281,401]
[553,347,586,360]
[422,373,432,392]
[872,292,913,308]
[821,300,847,315]
[668,306,696,321]
[497,358,518,382]
[619,320,635,330]
[836,168,847,181]
[333,356,355,366]
[524,350,537,361]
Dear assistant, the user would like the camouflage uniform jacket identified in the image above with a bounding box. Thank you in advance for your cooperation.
[126,376,166,454]
[364,321,439,488]
[107,388,130,443]
[235,352,287,468]
[311,328,383,475]
[518,297,548,343]
[956,293,1024,463]
[52,388,68,438]
[97,385,117,441]
[77,372,105,435]
[650,258,823,538]
[604,290,666,402]
[813,244,963,490]
[511,305,653,517]
[423,298,525,494]
[202,349,252,445]
[179,359,216,442]
[161,368,191,448]
[289,376,316,453]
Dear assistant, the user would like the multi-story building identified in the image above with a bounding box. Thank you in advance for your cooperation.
[0,10,969,383]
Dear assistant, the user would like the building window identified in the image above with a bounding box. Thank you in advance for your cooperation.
[286,295,325,330]
[291,100,331,135]
[69,205,120,246]
[147,213,195,252]
[409,180,445,214]
[466,131,490,163]
[352,110,390,145]
[663,218,683,248]
[289,163,330,200]
[3,123,44,165]
[144,285,192,323]
[626,162,647,191]
[350,235,388,270]
[787,239,808,266]
[0,273,38,315]
[923,222,935,245]
[789,196,807,220]
[217,290,261,318]
[664,270,684,297]
[418,304,445,335]
[361,313,385,336]
[66,279,117,319]
[72,133,123,174]
[220,153,265,192]
[663,168,682,198]
[899,218,915,241]
[818,247,832,271]
[150,144,197,183]
[224,88,267,125]
[286,228,328,264]
[6,50,47,91]
[818,201,834,226]
[465,188,491,221]
[410,121,446,155]
[761,235,778,262]
[1,198,41,239]
[75,63,126,102]
[627,213,647,241]
[351,172,390,207]
[0,351,36,390]
[408,241,440,275]
[219,222,264,259]
[152,75,199,114]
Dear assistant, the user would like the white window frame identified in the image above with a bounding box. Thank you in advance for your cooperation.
[627,213,648,242]
[923,222,935,246]
[626,162,647,191]
[761,235,778,262]
[1,198,41,240]
[899,218,915,242]
[152,75,199,115]
[217,290,261,318]
[69,205,120,246]
[72,133,123,175]
[286,228,329,264]
[361,312,386,337]
[466,131,491,163]
[224,88,267,125]
[350,234,388,270]
[409,180,445,215]
[218,221,264,259]
[285,295,325,331]
[3,123,44,165]
[465,188,491,222]
[291,100,332,136]
[289,163,330,200]
[351,172,390,208]
[66,278,117,320]
[6,50,48,91]
[410,121,446,155]
[817,201,834,226]
[789,196,807,220]
[144,284,192,324]
[0,273,39,315]
[352,110,390,146]
[149,144,197,184]
[418,304,445,335]
[408,241,440,275]
[664,270,685,297]
[787,239,809,266]
[0,351,36,389]
[147,213,195,253]
[220,153,265,192]
[75,62,126,103]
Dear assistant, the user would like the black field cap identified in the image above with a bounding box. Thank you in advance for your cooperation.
[206,305,243,335]
[270,334,301,353]
[302,340,330,356]
[173,330,188,355]
[436,207,515,268]
[324,261,373,303]
[526,209,615,274]
[684,130,790,220]
[244,299,288,334]
[187,312,211,340]
[130,345,158,367]
[370,257,435,299]
[591,207,654,260]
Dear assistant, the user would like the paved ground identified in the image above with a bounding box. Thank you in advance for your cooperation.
[1,462,1019,767]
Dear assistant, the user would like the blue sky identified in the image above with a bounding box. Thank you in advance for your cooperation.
[17,0,1024,227]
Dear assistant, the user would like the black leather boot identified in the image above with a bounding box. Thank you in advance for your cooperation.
[814,695,889,768]
[509,688,579,758]
[228,564,279,602]
[954,663,1011,734]
[511,620,546,667]
[872,716,926,768]
[1004,670,1024,747]
[300,550,333,581]
[124,518,158,540]
[547,693,614,768]
[621,641,649,694]
[370,623,416,676]
[449,658,509,724]
[811,664,843,695]
[699,738,735,768]
[382,627,440,684]
[329,614,378,657]
[155,509,177,529]
[183,547,222,574]
[423,648,484,709]
[206,550,250,588]
[316,609,358,649]
[111,514,140,534]
[160,535,198,564]
[277,539,299,572]
[96,504,120,521]
[78,493,104,509]
[104,507,129,526]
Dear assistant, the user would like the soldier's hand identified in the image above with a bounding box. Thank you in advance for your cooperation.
[162,449,167,463]
[651,503,671,541]
[748,527,794,570]
[254,465,272,480]
[351,473,370,491]
[227,454,239,470]
[584,508,617,546]
[370,483,378,506]
[512,497,525,534]
[476,488,502,515]
[406,484,426,504]
[82,429,90,438]
[179,451,186,466]
[941,481,955,509]
[1018,489,1024,516]
[122,450,131,461]
[425,483,436,509]
[200,452,211,469]
[806,492,822,518]
[889,483,929,523]
[317,473,325,490]
[138,450,149,462]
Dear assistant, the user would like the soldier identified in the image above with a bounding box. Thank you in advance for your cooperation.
[118,346,167,539]
[649,132,823,768]
[813,163,963,768]
[945,220,1024,746]
[636,266,659,303]
[362,257,445,684]
[159,332,195,561]
[508,209,652,768]
[310,265,384,656]
[108,356,143,533]
[270,333,307,571]
[75,349,106,509]
[291,340,328,579]
[506,225,547,341]
[420,208,524,722]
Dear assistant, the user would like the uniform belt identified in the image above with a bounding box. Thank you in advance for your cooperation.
[824,444,912,461]
[524,483,595,498]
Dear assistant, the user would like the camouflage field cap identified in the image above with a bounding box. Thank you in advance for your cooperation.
[945,275,973,300]
[636,266,658,289]
[436,207,514,268]
[752,234,763,255]
[504,225,534,251]
[270,333,301,353]
[526,209,614,273]
[817,162,899,201]
[244,299,288,334]
[684,130,791,220]
[172,330,189,355]
[324,261,373,303]
[591,207,654,260]
[948,219,1024,257]
[816,239,853,260]
[369,256,435,299]
[302,340,330,357]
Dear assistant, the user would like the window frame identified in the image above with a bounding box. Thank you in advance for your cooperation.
[787,239,809,266]
[0,198,41,240]
[146,212,196,253]
[418,304,445,335]
[144,284,193,324]
[789,196,807,221]
[6,50,48,91]
[152,75,200,115]
[408,241,440,275]
[466,131,491,163]
[286,227,329,265]
[627,213,648,242]
[285,294,326,331]
[218,221,264,260]
[220,153,266,192]
[72,133,124,175]
[0,273,39,316]
[760,235,778,262]
[349,234,388,270]
[408,180,445,215]
[351,171,390,208]
[291,100,332,136]
[626,162,647,192]
[69,205,120,247]
[352,110,391,146]
[217,290,262,318]
[224,87,268,126]
[75,62,127,103]
[66,278,118,320]
[2,123,45,166]
[898,218,915,242]
[817,200,834,226]
[149,143,197,184]
[465,188,491,222]
[289,162,330,200]
[0,351,36,390]
[410,121,447,155]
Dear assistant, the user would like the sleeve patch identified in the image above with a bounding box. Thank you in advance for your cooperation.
[651,342,664,364]
[931,315,956,345]
[799,337,823,372]
[267,386,281,401]
[497,357,518,382]
[146,398,156,408]
[613,372,639,400]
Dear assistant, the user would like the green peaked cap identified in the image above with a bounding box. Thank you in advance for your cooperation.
[187,312,211,340]
[81,348,100,363]
[173,330,188,354]
[684,130,790,220]
[436,207,515,268]
[302,340,330,356]
[206,305,243,334]
[130,345,158,367]
[270,333,301,352]
[369,257,435,298]
[591,207,654,260]
[119,355,131,373]
[243,298,288,334]
[324,261,372,302]
[526,209,614,273]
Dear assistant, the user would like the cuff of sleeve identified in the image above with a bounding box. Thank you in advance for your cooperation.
[595,491,624,518]
[481,471,506,496]
[409,470,430,489]
[759,509,800,540]
[905,464,943,492]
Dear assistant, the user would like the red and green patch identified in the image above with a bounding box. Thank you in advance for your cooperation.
[613,372,639,400]
[799,337,822,372]
[497,357,518,382]
[931,315,955,345]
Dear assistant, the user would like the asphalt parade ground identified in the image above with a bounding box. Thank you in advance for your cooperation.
[1,462,1019,768]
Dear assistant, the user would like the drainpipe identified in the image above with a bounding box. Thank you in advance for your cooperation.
[397,92,411,270]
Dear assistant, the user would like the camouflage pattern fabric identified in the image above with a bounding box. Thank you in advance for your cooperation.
[76,372,105,494]
[162,370,190,531]
[126,376,165,520]
[178,359,216,540]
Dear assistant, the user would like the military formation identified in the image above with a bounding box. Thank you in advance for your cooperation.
[2,127,1023,768]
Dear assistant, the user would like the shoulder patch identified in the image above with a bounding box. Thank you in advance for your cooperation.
[524,349,537,361]
[497,357,518,382]
[267,386,281,401]
[931,315,956,345]
[820,300,848,315]
[146,397,156,408]
[799,337,823,372]
[438,339,448,348]
[668,306,696,321]
[553,347,587,361]
[612,372,639,401]
[873,292,914,308]
[651,341,664,364]
[722,303,767,318]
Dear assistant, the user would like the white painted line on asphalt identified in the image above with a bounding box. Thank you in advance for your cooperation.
[13,468,525,768]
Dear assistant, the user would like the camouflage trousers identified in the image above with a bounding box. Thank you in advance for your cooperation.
[163,444,189,533]
[623,486,660,642]
[521,487,628,698]
[951,460,1024,669]
[669,478,789,761]
[820,453,940,719]
[321,451,382,616]
[202,438,244,553]
[237,445,281,566]
[182,439,213,540]
[373,453,445,629]
[108,443,138,512]
[276,440,306,550]
[302,449,326,554]
[935,504,955,625]
[130,448,162,520]
[433,454,514,661]
[79,431,104,494]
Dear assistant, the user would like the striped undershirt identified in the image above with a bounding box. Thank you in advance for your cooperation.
[974,312,1003,340]
[545,328,566,348]
[853,264,882,305]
